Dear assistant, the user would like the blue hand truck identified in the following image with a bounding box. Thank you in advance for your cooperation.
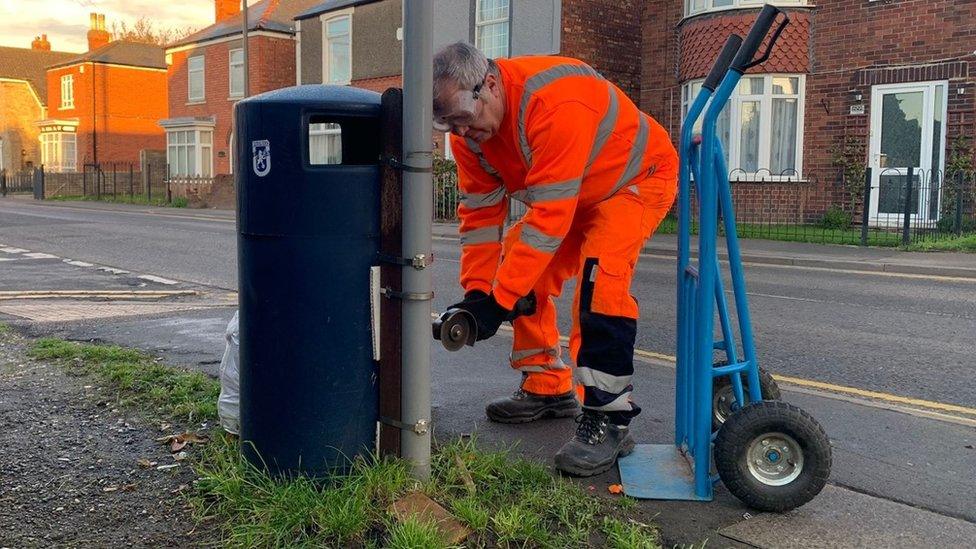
[618,5,832,512]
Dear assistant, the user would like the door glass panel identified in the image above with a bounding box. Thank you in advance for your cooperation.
[880,91,923,168]
[928,85,945,219]
[878,171,920,215]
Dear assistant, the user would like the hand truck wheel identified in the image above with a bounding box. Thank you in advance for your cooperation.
[714,400,831,512]
[712,366,780,429]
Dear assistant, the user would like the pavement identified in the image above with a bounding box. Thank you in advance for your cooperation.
[2,197,976,547]
[434,222,976,280]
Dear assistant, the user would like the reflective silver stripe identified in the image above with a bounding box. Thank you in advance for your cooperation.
[520,224,562,254]
[515,365,549,373]
[514,359,570,372]
[510,346,561,362]
[461,185,506,209]
[518,64,603,166]
[586,392,633,412]
[586,83,619,173]
[465,137,501,178]
[575,366,631,394]
[510,178,581,204]
[460,225,503,245]
[605,113,649,200]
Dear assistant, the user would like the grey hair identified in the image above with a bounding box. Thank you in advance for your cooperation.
[433,42,498,107]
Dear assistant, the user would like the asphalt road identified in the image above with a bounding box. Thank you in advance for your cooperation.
[2,198,975,541]
[2,198,974,408]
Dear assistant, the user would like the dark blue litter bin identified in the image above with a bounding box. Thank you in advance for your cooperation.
[235,85,382,477]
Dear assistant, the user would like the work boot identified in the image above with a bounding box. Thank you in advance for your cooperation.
[485,386,579,424]
[553,410,636,477]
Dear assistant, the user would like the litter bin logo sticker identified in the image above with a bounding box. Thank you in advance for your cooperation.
[252,140,271,177]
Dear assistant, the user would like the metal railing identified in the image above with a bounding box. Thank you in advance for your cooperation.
[433,162,976,247]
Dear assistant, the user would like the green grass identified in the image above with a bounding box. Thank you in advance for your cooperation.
[29,338,218,423]
[656,217,905,247]
[0,323,9,335]
[46,194,180,207]
[904,234,976,253]
[28,337,660,548]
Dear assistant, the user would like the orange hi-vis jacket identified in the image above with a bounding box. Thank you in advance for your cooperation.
[452,56,677,311]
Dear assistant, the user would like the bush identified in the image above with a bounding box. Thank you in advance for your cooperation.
[171,196,189,208]
[818,206,852,230]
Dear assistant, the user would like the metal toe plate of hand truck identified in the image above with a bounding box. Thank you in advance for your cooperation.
[617,444,711,501]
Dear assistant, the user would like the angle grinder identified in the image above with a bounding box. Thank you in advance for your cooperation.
[432,292,537,351]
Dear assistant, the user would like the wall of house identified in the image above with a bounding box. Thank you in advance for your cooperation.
[167,34,296,175]
[299,0,402,85]
[561,0,643,104]
[46,62,167,166]
[0,81,44,170]
[298,18,322,84]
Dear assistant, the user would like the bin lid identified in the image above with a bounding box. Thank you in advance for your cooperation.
[240,84,382,111]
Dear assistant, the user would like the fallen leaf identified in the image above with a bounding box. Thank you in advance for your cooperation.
[170,439,187,453]
[121,483,138,492]
[588,485,596,491]
[137,458,152,468]
[608,484,624,495]
[182,433,209,444]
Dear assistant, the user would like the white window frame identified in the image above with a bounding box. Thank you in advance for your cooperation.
[229,48,244,98]
[681,74,805,179]
[60,74,74,109]
[684,0,807,18]
[165,127,214,177]
[187,55,205,102]
[39,132,77,173]
[321,10,353,85]
[475,0,510,59]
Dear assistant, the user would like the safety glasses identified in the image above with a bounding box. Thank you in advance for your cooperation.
[433,77,486,133]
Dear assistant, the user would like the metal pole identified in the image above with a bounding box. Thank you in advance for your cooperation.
[860,167,871,246]
[400,0,433,480]
[902,166,914,245]
[242,0,249,98]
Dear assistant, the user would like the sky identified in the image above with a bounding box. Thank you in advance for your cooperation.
[0,0,218,52]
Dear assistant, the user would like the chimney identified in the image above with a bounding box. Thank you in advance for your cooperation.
[31,34,51,51]
[215,0,241,23]
[87,12,110,51]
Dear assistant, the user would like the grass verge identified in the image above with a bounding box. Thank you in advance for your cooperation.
[903,234,976,253]
[28,337,659,548]
[45,194,186,207]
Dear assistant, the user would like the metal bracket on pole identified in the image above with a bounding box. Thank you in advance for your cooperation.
[377,252,433,270]
[379,155,433,174]
[379,416,430,435]
[382,287,434,301]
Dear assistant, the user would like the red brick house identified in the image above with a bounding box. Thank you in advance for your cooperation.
[294,0,644,155]
[642,0,976,225]
[34,14,168,172]
[0,38,74,173]
[161,0,320,177]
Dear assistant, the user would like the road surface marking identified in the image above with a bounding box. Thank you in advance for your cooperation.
[0,258,16,262]
[0,290,196,300]
[1,247,28,253]
[63,259,95,267]
[97,266,130,275]
[23,252,59,259]
[138,274,179,285]
[456,319,976,424]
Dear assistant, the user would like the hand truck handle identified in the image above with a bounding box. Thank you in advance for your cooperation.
[703,35,744,91]
[730,4,790,73]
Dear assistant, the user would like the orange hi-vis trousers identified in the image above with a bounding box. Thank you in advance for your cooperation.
[507,161,677,422]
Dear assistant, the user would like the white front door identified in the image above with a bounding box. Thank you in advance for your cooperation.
[868,81,947,227]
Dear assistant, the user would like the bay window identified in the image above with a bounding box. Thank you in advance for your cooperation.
[681,74,804,178]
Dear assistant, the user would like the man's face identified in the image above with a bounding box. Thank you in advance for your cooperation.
[434,73,503,143]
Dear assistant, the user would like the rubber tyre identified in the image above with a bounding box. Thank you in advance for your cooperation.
[713,367,781,429]
[714,400,831,512]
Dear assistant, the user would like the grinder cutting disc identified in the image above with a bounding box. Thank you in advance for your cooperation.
[436,309,477,351]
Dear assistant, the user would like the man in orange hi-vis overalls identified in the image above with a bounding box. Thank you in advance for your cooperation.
[433,42,678,476]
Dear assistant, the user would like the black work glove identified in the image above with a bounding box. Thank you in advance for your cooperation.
[449,290,536,341]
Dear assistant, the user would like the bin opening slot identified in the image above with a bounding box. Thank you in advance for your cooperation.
[307,115,381,166]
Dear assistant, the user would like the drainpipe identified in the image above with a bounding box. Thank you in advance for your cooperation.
[400,0,433,480]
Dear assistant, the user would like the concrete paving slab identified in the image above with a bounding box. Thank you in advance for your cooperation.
[718,484,976,549]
